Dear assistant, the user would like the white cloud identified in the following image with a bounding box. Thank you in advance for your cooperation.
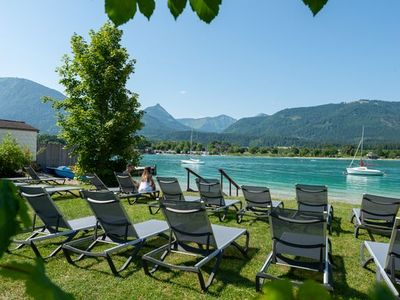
[179,90,187,95]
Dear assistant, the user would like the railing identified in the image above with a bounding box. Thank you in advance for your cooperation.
[184,167,204,192]
[218,168,241,196]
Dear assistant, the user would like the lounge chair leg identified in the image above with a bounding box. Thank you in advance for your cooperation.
[198,252,223,291]
[118,245,142,273]
[360,242,374,268]
[149,249,170,273]
[30,242,43,260]
[63,247,75,265]
[236,211,244,224]
[106,254,120,276]
[354,226,360,238]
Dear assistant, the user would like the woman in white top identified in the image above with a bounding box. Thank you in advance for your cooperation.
[138,167,155,192]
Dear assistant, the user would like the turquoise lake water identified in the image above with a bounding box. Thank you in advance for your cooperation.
[140,154,400,204]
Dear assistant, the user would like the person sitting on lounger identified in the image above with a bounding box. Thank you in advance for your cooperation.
[138,167,155,193]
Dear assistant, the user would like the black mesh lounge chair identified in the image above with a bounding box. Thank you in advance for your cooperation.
[157,176,199,202]
[62,190,169,275]
[13,186,97,259]
[24,166,65,185]
[361,217,400,297]
[295,184,334,234]
[114,172,159,205]
[85,173,120,193]
[142,200,249,291]
[351,194,400,240]
[256,207,333,291]
[195,178,242,221]
[152,177,200,215]
[237,185,284,224]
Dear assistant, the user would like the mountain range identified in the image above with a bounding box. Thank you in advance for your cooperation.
[0,78,64,134]
[1,77,400,146]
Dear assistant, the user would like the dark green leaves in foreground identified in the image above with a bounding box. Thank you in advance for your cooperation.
[105,0,330,26]
[259,279,396,300]
[189,0,221,24]
[168,0,187,19]
[0,260,73,300]
[259,280,330,300]
[0,180,73,299]
[303,0,328,16]
[0,180,30,258]
[105,0,137,26]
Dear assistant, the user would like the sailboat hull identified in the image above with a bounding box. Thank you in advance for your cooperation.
[346,167,383,176]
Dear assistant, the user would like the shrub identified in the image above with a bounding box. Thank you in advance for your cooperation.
[0,134,32,177]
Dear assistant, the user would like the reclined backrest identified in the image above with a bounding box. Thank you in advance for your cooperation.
[195,178,225,206]
[270,207,327,263]
[157,177,184,201]
[20,185,70,232]
[86,173,107,190]
[81,190,138,242]
[360,194,400,227]
[24,166,40,180]
[296,184,328,213]
[115,172,138,193]
[161,200,217,251]
[241,185,272,209]
[385,218,400,275]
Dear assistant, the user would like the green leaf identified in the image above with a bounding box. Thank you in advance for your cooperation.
[260,280,295,300]
[298,280,331,300]
[302,0,328,16]
[369,282,396,300]
[0,259,74,300]
[137,0,155,20]
[105,0,137,26]
[189,0,221,24]
[0,180,31,258]
[168,0,187,19]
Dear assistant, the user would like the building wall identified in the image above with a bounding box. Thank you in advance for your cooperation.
[0,129,38,160]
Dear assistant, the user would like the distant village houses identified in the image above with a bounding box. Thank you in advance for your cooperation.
[0,119,38,160]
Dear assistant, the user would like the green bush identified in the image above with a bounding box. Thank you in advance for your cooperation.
[0,134,32,177]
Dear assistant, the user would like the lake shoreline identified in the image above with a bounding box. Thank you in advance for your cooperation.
[153,152,400,161]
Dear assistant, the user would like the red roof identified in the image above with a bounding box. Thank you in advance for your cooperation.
[0,119,39,132]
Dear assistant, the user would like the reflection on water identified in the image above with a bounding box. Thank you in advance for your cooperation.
[141,154,400,204]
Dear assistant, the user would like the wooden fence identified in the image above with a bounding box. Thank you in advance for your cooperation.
[36,143,77,169]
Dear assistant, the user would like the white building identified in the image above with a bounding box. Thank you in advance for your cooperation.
[0,119,39,160]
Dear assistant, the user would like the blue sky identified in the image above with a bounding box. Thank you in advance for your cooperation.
[1,1,399,119]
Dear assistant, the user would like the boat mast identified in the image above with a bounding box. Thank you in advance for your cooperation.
[348,126,364,168]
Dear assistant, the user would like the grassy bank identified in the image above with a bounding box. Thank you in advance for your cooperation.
[1,193,388,299]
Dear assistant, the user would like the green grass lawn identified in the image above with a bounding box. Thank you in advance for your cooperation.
[1,192,389,299]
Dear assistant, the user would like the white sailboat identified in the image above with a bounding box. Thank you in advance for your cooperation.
[181,129,204,165]
[346,127,383,176]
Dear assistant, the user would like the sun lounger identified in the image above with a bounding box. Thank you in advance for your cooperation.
[151,176,200,215]
[295,184,334,234]
[24,166,66,184]
[85,173,120,192]
[237,185,283,223]
[195,178,242,221]
[114,172,159,205]
[62,190,169,275]
[351,194,400,239]
[142,200,249,291]
[13,186,97,259]
[361,217,400,297]
[256,207,333,291]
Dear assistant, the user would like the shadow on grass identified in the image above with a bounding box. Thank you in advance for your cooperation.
[332,255,369,299]
[141,246,259,296]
